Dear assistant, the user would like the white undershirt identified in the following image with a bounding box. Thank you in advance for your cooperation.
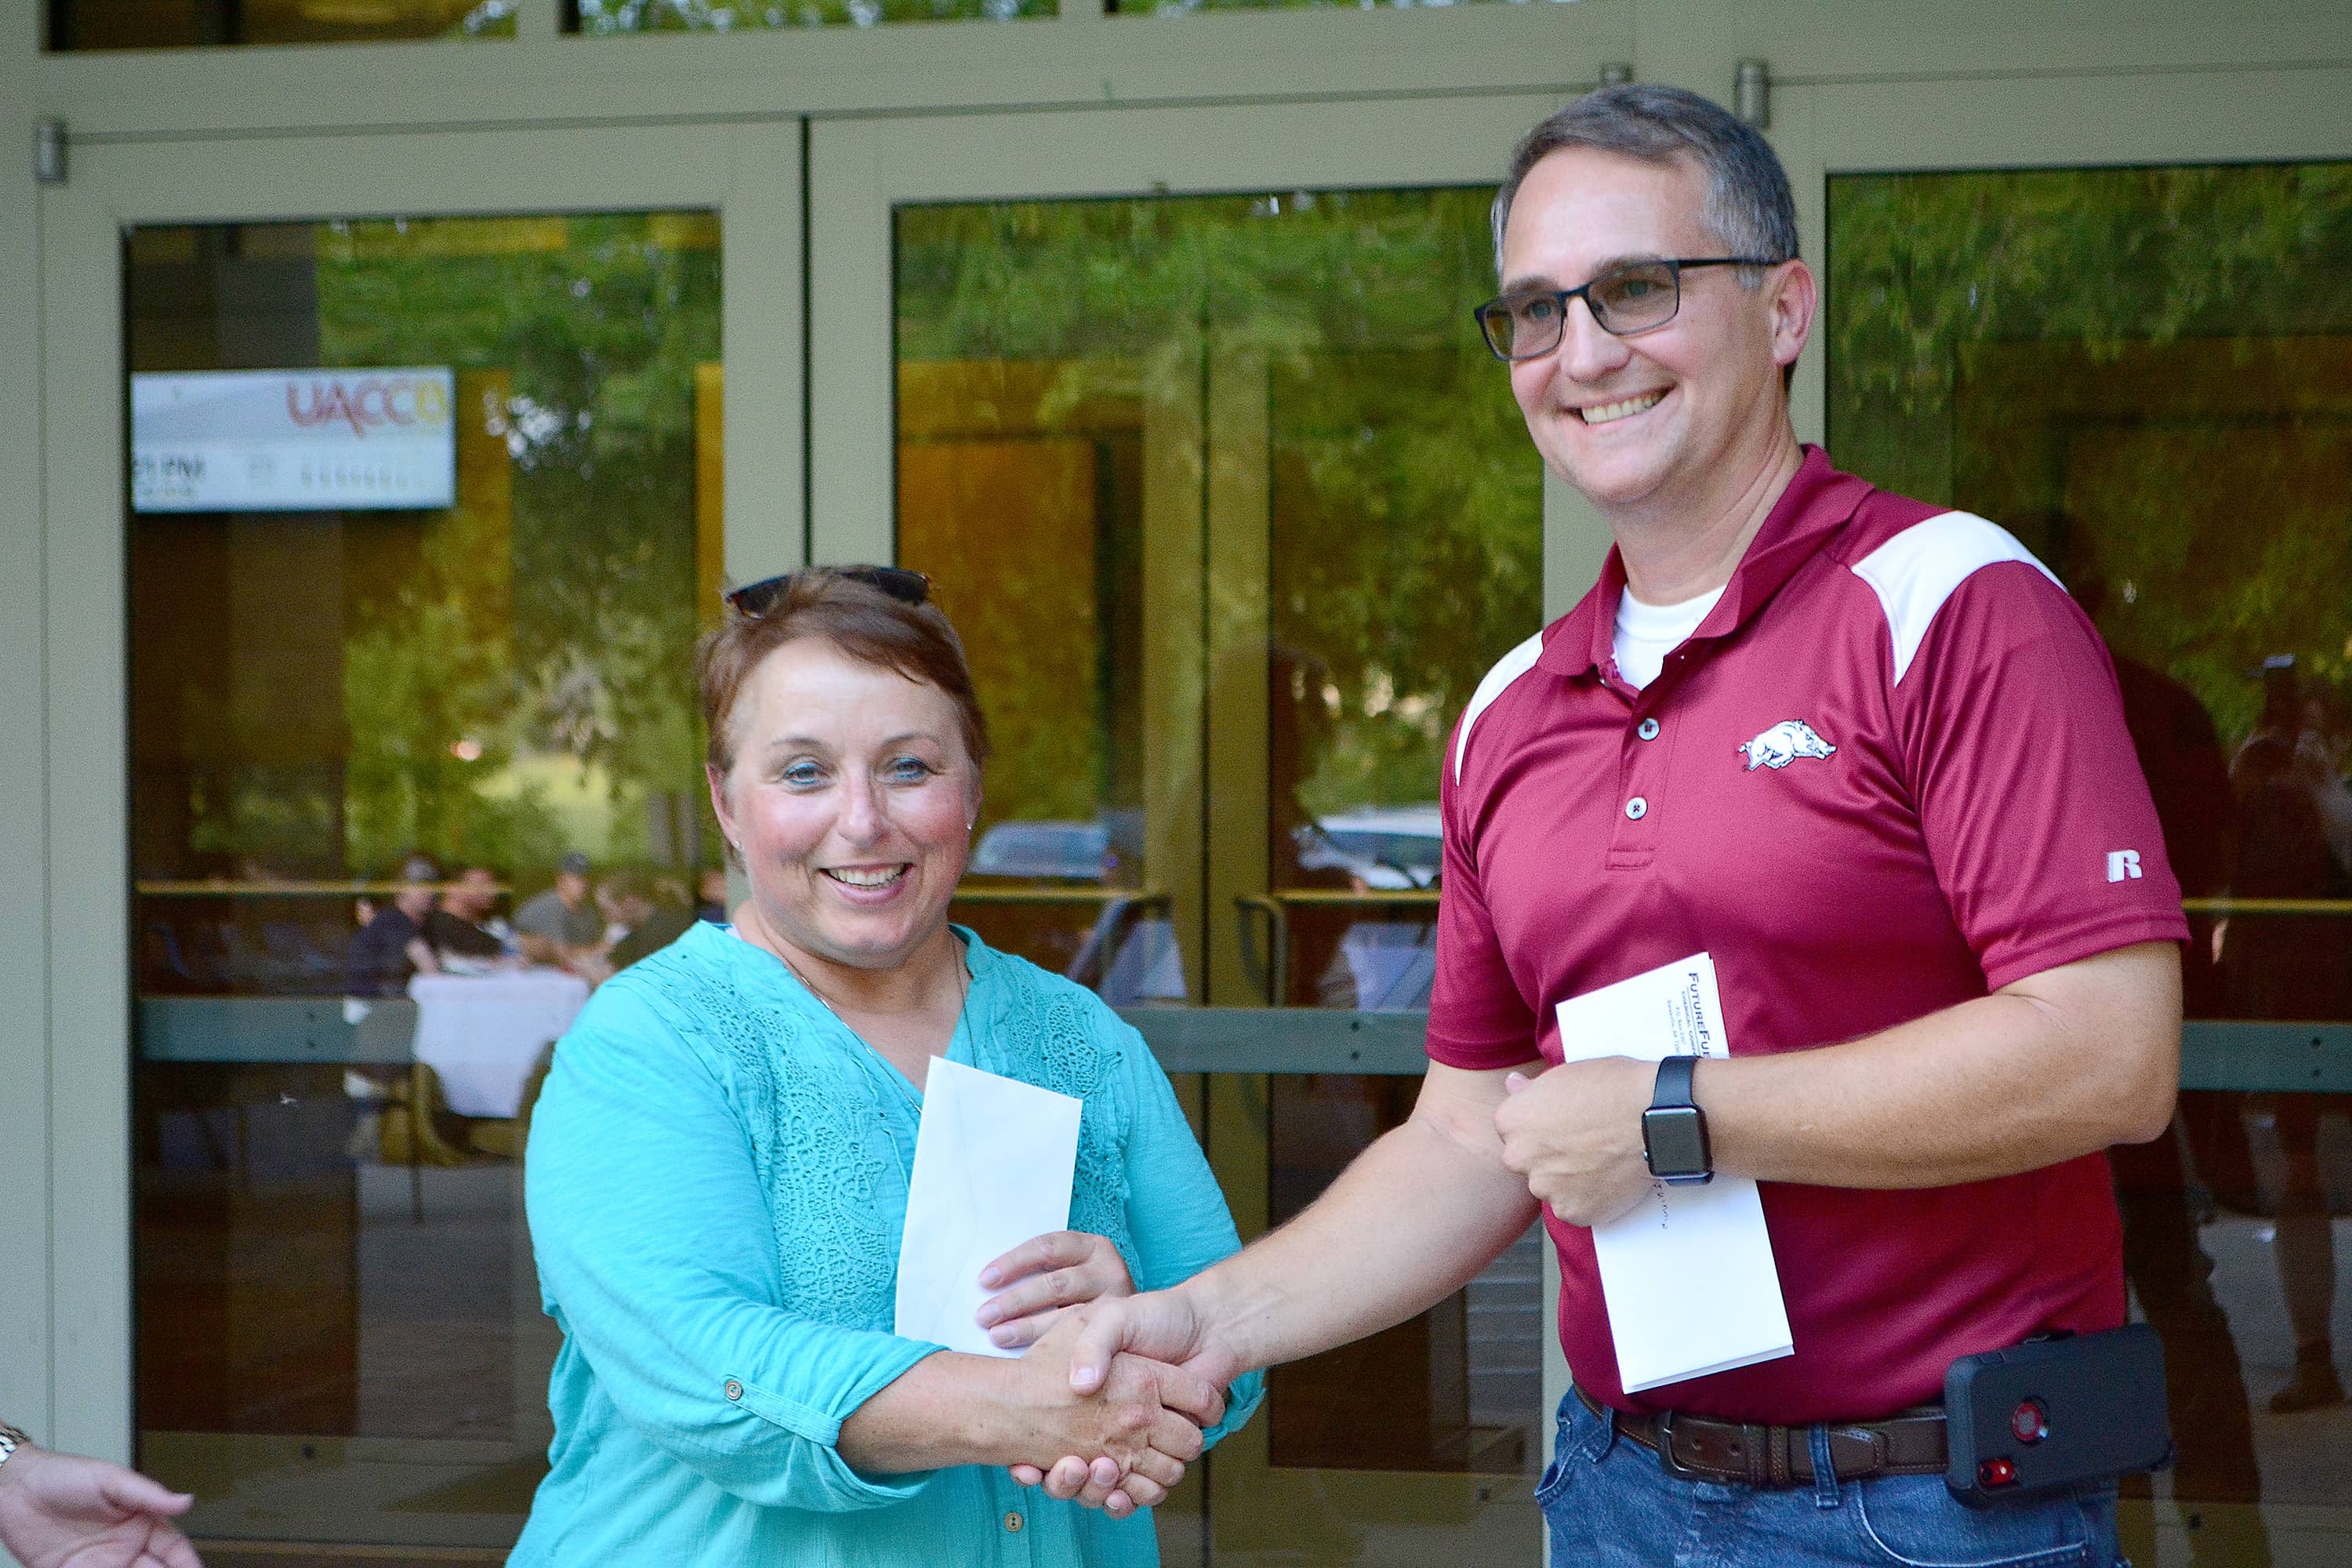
[1612,585,1725,691]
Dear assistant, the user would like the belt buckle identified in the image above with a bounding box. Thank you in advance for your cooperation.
[1652,1410,1709,1482]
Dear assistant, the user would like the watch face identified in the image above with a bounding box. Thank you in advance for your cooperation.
[1642,1105,1711,1181]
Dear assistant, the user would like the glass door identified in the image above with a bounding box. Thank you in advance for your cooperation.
[39,120,801,1559]
[811,94,1578,1565]
[1792,62,2352,1568]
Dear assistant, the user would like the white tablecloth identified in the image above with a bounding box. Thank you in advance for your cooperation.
[408,969,590,1118]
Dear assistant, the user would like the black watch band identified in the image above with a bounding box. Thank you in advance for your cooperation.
[1642,1054,1713,1185]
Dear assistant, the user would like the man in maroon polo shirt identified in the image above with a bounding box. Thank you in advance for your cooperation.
[1015,84,2183,1564]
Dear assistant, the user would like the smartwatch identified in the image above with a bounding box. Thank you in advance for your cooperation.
[1642,1054,1713,1185]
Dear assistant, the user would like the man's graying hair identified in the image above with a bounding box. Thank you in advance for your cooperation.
[1491,83,1799,281]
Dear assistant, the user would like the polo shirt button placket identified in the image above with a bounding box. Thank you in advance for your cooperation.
[1610,695,1667,866]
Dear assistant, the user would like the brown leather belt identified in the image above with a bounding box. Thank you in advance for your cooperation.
[1577,1385,1947,1488]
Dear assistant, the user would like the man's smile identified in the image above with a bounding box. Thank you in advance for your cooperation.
[1573,389,1668,426]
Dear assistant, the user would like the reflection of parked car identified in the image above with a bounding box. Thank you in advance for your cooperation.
[1295,804,1443,890]
[968,819,1112,880]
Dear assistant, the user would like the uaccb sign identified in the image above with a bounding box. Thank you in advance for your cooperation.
[131,368,458,514]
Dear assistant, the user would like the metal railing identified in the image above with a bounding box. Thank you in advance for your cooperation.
[127,883,2352,1089]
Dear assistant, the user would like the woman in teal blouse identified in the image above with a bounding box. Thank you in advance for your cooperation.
[514,567,1260,1566]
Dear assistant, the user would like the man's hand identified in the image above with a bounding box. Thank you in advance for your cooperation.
[0,1443,203,1568]
[1065,1289,1234,1396]
[975,1231,1134,1352]
[993,1315,1224,1519]
[1004,1288,1242,1508]
[1494,1056,1657,1226]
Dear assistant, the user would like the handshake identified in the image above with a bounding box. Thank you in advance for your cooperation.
[967,1233,1235,1520]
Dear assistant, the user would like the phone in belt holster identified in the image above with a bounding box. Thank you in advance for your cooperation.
[1944,1323,2175,1508]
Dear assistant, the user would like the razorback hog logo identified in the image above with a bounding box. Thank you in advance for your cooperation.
[1737,720,1837,771]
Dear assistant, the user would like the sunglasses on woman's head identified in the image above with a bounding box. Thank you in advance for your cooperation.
[724,565,932,618]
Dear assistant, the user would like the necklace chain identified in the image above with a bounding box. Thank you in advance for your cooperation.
[775,941,971,1112]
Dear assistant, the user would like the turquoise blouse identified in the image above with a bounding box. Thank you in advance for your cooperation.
[512,921,1261,1567]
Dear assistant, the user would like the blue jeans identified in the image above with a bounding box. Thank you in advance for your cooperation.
[1537,1390,2125,1567]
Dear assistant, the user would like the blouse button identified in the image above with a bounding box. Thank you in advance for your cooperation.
[1636,717,1661,741]
[1004,1511,1025,1533]
[724,1379,744,1402]
[1624,797,1649,822]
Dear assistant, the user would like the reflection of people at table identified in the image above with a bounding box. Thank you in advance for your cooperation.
[0,1425,202,1568]
[598,866,699,975]
[344,854,443,996]
[514,851,604,971]
[425,864,510,968]
[511,566,1259,1565]
[2224,659,2352,1414]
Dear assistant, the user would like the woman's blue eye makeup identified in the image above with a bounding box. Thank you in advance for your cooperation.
[781,760,822,786]
[885,756,937,782]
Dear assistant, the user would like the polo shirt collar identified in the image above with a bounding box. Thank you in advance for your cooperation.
[1541,445,1873,681]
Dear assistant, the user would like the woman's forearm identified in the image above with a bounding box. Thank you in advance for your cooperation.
[835,1352,1007,1473]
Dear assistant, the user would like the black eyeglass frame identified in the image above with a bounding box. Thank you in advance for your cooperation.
[1472,256,1783,362]
[724,564,933,618]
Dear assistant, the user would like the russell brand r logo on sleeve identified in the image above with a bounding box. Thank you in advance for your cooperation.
[2107,850,2143,883]
[1737,720,1837,772]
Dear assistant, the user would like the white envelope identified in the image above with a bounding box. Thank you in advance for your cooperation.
[893,1057,1083,1356]
[1552,953,1795,1393]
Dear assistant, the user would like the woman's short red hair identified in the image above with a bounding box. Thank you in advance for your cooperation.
[697,568,991,782]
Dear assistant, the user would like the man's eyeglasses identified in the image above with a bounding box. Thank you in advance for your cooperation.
[1473,256,1780,361]
[724,565,932,618]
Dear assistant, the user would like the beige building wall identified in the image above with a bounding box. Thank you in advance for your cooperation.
[0,0,53,1452]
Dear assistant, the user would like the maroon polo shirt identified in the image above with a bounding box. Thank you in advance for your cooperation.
[1430,447,2188,1423]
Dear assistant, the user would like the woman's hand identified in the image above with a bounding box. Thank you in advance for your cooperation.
[975,1231,1134,1352]
[1004,1287,1234,1504]
[988,1316,1222,1519]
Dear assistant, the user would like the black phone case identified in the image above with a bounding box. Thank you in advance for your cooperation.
[1944,1323,2174,1508]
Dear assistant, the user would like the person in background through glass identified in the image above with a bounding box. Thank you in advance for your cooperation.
[598,865,699,975]
[695,864,732,924]
[424,863,511,970]
[2223,661,2352,1414]
[343,853,442,996]
[2068,554,2269,1552]
[510,566,1260,1566]
[514,851,604,971]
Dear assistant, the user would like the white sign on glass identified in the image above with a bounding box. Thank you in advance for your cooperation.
[130,368,459,514]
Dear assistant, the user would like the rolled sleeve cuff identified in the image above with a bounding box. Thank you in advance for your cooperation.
[720,1339,949,1511]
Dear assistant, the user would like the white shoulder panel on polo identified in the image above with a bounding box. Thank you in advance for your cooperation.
[1849,511,2063,687]
[1452,630,1546,785]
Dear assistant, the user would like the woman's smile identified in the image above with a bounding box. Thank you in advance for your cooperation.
[821,862,913,892]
